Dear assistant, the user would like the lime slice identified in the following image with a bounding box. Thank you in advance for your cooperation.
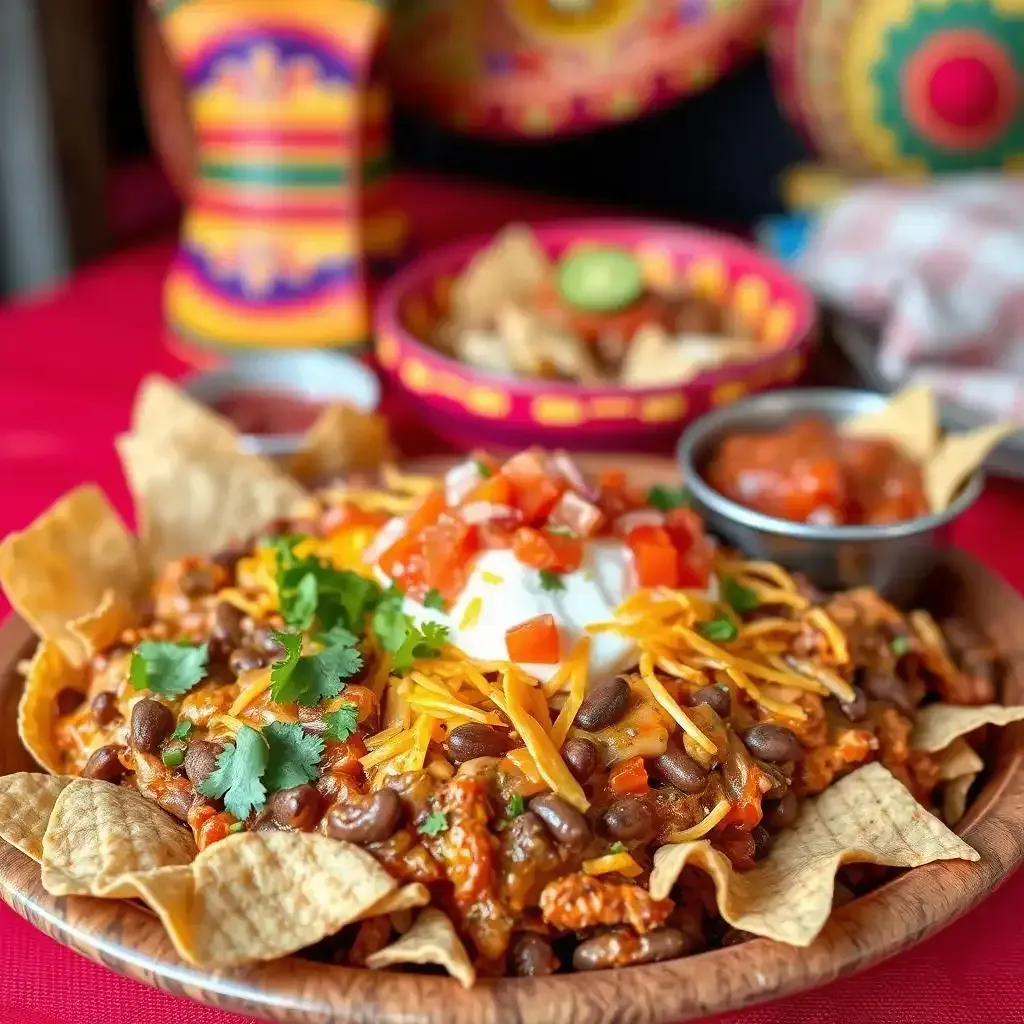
[557,247,643,313]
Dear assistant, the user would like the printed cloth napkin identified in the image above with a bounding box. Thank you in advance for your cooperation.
[797,175,1024,424]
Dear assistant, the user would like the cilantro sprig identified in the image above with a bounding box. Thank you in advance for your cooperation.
[538,569,566,593]
[373,593,449,673]
[129,641,209,699]
[198,723,325,821]
[270,631,363,707]
[418,810,449,837]
[891,636,911,657]
[647,484,692,511]
[324,702,360,742]
[423,589,446,611]
[722,576,759,615]
[698,616,738,643]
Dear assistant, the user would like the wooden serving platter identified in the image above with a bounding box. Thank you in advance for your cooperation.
[2,458,1024,1023]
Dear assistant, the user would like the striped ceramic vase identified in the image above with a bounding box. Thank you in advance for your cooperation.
[153,0,407,352]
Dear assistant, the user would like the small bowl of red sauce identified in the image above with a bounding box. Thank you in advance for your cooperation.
[677,389,984,598]
[182,351,381,457]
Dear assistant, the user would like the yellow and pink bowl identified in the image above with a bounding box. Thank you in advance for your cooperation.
[375,221,819,452]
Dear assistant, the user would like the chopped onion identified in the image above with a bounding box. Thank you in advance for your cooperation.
[444,459,483,506]
[549,450,597,501]
[549,491,604,538]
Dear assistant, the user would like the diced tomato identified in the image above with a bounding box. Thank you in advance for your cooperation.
[548,491,604,538]
[599,469,627,490]
[506,614,561,664]
[608,755,650,796]
[663,507,704,553]
[625,523,673,547]
[677,536,715,589]
[319,503,390,536]
[631,539,679,588]
[377,533,427,596]
[507,473,563,525]
[596,479,640,521]
[477,521,518,550]
[513,527,584,573]
[467,473,513,506]
[421,515,480,603]
[470,450,501,477]
[502,449,550,477]
[406,490,447,534]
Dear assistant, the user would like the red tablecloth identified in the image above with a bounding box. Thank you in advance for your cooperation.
[1,174,1023,1024]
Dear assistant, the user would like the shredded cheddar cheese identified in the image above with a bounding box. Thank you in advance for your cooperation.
[460,597,483,630]
[806,608,850,664]
[549,638,590,749]
[638,653,718,755]
[481,571,504,585]
[582,852,643,879]
[665,798,732,843]
[228,668,273,717]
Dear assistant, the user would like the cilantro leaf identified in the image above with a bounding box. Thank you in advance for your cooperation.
[698,617,738,643]
[609,841,627,854]
[171,720,194,742]
[647,484,692,511]
[418,810,449,837]
[891,636,911,657]
[474,458,493,478]
[198,725,268,820]
[506,794,525,818]
[316,624,359,648]
[423,588,446,611]
[263,722,324,792]
[538,569,565,592]
[269,632,363,707]
[373,595,450,674]
[129,641,208,699]
[722,576,759,615]
[324,702,360,742]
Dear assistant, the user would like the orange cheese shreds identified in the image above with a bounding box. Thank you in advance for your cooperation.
[717,560,799,592]
[665,798,731,843]
[502,666,589,813]
[638,654,717,756]
[549,638,590,749]
[504,747,545,786]
[583,852,643,879]
[360,730,416,769]
[228,668,273,718]
[806,608,850,664]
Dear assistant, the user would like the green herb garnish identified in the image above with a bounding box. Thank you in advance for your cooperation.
[228,821,245,834]
[722,576,759,615]
[609,841,627,854]
[262,722,324,792]
[198,725,269,821]
[506,794,526,818]
[423,588,446,611]
[646,484,692,511]
[474,458,493,478]
[538,569,566,592]
[373,594,450,673]
[891,636,911,657]
[170,720,194,742]
[418,810,449,837]
[698,617,738,643]
[269,631,363,707]
[129,641,208,699]
[323,702,360,742]
[161,746,185,769]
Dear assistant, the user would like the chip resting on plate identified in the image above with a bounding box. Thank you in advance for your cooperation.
[649,763,978,946]
[288,403,394,484]
[911,703,1024,753]
[365,908,476,988]
[18,641,88,774]
[0,773,73,863]
[934,738,986,825]
[130,375,242,456]
[841,384,939,463]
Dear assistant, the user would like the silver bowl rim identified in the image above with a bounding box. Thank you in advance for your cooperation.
[677,387,985,542]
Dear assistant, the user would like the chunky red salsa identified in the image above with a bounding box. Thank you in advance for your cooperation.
[707,416,929,526]
[214,390,324,436]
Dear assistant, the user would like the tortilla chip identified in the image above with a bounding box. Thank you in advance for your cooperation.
[621,324,676,387]
[40,779,196,898]
[0,773,73,862]
[0,486,146,665]
[911,703,1024,753]
[649,763,978,946]
[934,738,985,826]
[117,434,307,567]
[451,225,549,329]
[68,589,137,660]
[925,422,1016,512]
[365,908,476,988]
[18,641,86,774]
[288,404,394,485]
[130,375,240,456]
[129,832,397,966]
[358,883,431,922]
[841,384,939,463]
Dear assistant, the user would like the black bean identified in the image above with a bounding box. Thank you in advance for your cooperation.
[54,688,85,716]
[764,790,800,832]
[446,723,508,765]
[690,683,731,718]
[601,796,653,842]
[561,738,599,784]
[838,684,869,722]
[229,646,269,675]
[743,724,803,764]
[752,825,772,860]
[651,747,708,793]
[179,564,217,597]
[131,698,175,754]
[858,669,915,716]
[91,691,121,727]
[510,933,560,977]
[529,793,591,850]
[270,784,322,831]
[757,761,790,800]
[574,676,631,731]
[212,602,245,647]
[573,928,689,971]
[82,745,126,783]
[326,789,403,844]
[184,740,224,788]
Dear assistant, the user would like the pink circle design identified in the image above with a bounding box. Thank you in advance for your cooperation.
[904,29,1020,150]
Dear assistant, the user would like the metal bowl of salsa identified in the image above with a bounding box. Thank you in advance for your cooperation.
[677,388,984,600]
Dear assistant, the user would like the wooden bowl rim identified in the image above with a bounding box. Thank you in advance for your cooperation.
[2,456,1022,1023]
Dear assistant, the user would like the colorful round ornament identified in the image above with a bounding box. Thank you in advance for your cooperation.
[768,0,1024,176]
[386,0,769,138]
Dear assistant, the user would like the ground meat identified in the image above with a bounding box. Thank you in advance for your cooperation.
[500,809,565,913]
[366,828,444,884]
[539,874,673,935]
[795,728,876,796]
[427,777,499,911]
[872,707,939,802]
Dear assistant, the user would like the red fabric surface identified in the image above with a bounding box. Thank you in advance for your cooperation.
[1,173,1023,1024]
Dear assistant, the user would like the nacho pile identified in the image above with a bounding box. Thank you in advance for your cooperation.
[0,378,1018,984]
